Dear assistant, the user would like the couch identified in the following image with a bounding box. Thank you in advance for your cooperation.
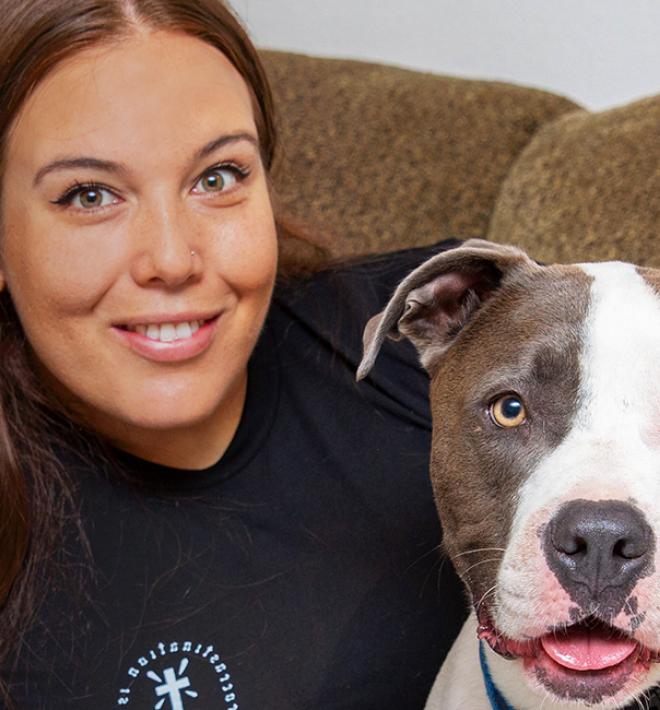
[262,51,659,269]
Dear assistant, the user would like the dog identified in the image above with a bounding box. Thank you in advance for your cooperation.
[357,240,660,709]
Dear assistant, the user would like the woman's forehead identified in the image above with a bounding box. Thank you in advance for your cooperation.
[7,30,257,173]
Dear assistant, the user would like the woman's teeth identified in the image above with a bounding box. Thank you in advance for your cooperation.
[128,320,203,342]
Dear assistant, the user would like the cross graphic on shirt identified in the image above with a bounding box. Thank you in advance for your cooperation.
[148,658,199,710]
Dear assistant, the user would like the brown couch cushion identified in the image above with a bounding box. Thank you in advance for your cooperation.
[489,95,660,267]
[262,51,580,260]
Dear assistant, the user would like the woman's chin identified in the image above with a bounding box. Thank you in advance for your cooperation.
[74,377,247,468]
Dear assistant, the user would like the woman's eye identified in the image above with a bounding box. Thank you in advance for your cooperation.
[192,166,242,194]
[489,394,527,428]
[53,184,119,211]
[73,186,117,209]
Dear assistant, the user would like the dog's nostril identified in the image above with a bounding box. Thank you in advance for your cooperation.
[544,499,654,606]
[559,534,642,559]
[614,536,646,559]
[559,535,587,556]
[555,537,584,557]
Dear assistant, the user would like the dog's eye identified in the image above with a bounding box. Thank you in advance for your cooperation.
[490,394,527,428]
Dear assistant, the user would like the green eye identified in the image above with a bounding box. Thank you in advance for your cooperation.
[490,394,527,428]
[59,184,119,210]
[194,166,241,194]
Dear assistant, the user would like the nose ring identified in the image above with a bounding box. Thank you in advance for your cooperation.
[190,250,197,256]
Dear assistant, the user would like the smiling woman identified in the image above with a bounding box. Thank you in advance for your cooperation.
[3,31,277,468]
[0,1,465,708]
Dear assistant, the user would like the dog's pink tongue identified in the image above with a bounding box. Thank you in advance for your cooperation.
[541,627,637,671]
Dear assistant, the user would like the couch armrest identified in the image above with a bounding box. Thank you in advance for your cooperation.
[489,95,660,267]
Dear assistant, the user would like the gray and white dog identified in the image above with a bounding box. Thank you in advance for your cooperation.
[358,240,660,709]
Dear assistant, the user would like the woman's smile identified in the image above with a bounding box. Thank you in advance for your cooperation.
[112,312,222,362]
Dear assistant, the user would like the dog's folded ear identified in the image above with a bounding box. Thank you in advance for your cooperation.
[357,239,538,379]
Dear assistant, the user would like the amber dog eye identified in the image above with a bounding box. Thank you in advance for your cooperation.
[490,394,527,428]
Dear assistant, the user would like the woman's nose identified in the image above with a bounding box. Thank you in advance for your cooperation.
[129,202,203,288]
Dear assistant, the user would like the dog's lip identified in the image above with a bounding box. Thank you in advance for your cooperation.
[477,610,660,666]
[528,639,652,706]
[477,612,537,659]
[476,605,660,703]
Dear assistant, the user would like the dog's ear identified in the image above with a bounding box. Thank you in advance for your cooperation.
[357,240,538,379]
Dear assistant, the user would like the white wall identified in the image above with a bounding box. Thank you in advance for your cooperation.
[231,0,660,111]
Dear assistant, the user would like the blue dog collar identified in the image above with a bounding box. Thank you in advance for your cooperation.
[479,641,516,710]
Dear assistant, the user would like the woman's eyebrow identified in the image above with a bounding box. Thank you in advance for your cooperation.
[32,132,259,187]
[193,131,259,162]
[33,157,127,187]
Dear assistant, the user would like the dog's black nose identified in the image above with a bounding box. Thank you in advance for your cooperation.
[543,499,654,610]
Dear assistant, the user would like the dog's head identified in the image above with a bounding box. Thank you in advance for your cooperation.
[359,240,660,708]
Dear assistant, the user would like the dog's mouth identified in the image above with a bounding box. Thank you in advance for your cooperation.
[478,612,660,703]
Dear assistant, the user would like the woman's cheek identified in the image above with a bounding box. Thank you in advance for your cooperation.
[211,202,278,292]
[4,206,127,318]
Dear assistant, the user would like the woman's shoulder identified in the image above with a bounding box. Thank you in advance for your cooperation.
[262,239,463,423]
[269,239,463,353]
[274,239,463,318]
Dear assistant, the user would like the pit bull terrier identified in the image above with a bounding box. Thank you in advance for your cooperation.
[357,240,660,709]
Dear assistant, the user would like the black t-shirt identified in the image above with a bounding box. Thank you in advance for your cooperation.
[5,242,467,709]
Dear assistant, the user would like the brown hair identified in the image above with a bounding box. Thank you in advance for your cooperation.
[0,0,325,702]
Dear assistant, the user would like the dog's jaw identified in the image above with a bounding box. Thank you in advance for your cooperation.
[479,599,660,707]
[486,643,660,710]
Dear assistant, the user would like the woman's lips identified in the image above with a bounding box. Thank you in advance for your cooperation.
[112,314,220,363]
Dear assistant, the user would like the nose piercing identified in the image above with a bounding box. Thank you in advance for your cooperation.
[190,250,196,256]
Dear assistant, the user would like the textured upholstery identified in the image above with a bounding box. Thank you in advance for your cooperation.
[262,51,579,261]
[488,95,660,267]
[262,50,658,268]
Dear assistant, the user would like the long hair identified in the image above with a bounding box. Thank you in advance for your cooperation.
[0,1,324,702]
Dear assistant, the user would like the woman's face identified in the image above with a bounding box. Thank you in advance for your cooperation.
[0,30,277,458]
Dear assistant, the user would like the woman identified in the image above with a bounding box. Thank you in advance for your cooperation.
[0,1,465,707]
